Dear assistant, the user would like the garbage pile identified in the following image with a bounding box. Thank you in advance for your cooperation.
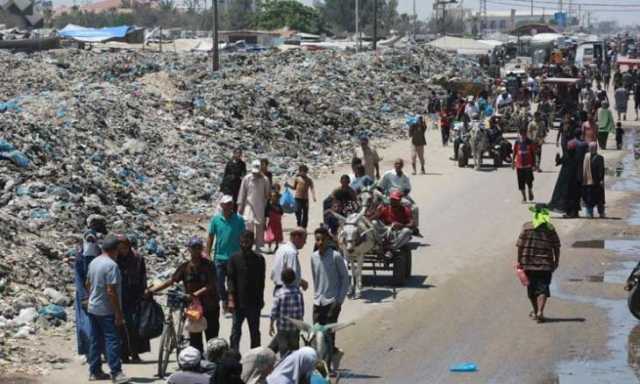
[0,45,486,374]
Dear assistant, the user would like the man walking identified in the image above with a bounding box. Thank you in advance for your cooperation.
[597,101,615,150]
[354,134,381,180]
[86,235,129,383]
[221,148,247,209]
[207,195,245,313]
[615,85,629,121]
[408,115,427,175]
[516,205,561,323]
[311,227,350,372]
[237,160,270,249]
[227,231,266,351]
[513,127,537,203]
[271,227,309,294]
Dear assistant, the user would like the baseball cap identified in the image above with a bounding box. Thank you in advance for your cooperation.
[220,195,234,204]
[390,191,403,201]
[251,160,261,173]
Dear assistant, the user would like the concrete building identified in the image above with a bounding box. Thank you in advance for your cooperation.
[468,9,555,35]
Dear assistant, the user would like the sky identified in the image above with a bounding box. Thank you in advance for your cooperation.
[300,0,640,26]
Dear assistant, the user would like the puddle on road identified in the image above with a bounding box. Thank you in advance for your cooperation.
[612,128,640,193]
[571,239,640,256]
[553,261,639,383]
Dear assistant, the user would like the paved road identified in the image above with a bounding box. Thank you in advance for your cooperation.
[42,109,634,383]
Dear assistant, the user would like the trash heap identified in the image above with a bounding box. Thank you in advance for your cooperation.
[0,45,486,374]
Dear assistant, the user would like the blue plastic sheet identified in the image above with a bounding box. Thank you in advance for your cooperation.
[59,24,132,43]
[38,304,67,321]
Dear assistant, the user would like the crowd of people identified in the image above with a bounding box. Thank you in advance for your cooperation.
[74,132,424,384]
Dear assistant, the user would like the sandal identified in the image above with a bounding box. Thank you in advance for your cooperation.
[529,311,537,320]
[536,315,545,324]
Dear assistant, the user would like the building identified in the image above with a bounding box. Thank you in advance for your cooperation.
[467,9,555,35]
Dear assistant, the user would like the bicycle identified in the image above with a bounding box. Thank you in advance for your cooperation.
[157,287,190,378]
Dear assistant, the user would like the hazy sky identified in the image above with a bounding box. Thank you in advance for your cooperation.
[300,0,639,26]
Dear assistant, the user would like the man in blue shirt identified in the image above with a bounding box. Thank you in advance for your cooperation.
[207,195,245,313]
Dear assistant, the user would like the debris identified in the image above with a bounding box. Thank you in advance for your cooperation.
[449,362,478,373]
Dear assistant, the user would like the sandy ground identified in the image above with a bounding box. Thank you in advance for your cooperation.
[23,94,639,384]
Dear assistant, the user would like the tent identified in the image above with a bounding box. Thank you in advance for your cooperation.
[427,36,495,55]
[58,24,143,43]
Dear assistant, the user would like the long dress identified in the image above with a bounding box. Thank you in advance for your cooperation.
[117,249,151,357]
[264,203,284,244]
[74,232,101,356]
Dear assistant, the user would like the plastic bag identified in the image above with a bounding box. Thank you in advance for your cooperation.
[185,297,203,321]
[38,304,67,321]
[0,139,15,152]
[138,298,164,339]
[514,263,529,286]
[280,187,296,214]
[0,150,30,168]
[185,316,208,333]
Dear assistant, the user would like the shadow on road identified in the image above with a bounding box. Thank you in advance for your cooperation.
[541,317,586,323]
[359,288,394,303]
[129,378,161,383]
[339,370,383,380]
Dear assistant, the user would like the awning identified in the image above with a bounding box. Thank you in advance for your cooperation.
[58,24,135,43]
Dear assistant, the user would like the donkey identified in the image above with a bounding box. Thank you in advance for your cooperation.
[333,210,377,299]
[469,121,490,170]
[286,317,355,373]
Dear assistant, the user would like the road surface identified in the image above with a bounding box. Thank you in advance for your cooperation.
[38,113,638,384]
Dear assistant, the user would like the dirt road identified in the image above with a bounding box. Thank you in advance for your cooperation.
[39,116,637,383]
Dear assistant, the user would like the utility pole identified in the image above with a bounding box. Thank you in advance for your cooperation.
[413,0,417,37]
[434,0,457,36]
[558,0,563,12]
[212,0,219,72]
[372,0,378,50]
[531,0,533,16]
[355,0,359,51]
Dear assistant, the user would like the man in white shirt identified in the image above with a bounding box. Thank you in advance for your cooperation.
[271,227,309,294]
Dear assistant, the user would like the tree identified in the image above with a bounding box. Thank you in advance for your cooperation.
[315,0,398,35]
[224,0,254,29]
[255,0,322,33]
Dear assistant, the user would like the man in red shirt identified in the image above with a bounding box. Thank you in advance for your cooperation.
[512,127,537,203]
[374,191,415,255]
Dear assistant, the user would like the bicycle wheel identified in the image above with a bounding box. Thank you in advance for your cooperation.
[175,313,187,364]
[157,322,175,379]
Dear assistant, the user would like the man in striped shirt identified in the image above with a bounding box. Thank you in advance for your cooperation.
[269,268,304,357]
[517,205,561,323]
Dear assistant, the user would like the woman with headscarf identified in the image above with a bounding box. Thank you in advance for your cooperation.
[241,347,277,384]
[74,215,106,357]
[266,347,318,384]
[116,234,150,362]
[582,142,606,218]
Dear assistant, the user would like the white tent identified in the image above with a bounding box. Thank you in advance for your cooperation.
[427,36,495,55]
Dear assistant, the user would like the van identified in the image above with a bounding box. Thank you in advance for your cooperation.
[576,41,604,68]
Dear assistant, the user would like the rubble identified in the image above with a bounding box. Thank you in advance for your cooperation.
[0,45,487,375]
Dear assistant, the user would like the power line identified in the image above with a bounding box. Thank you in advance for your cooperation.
[497,0,640,8]
[486,0,640,12]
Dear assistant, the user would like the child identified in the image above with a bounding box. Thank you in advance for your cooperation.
[616,122,625,150]
[269,268,304,357]
[287,165,316,228]
[264,191,284,253]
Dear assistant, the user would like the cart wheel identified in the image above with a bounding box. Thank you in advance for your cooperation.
[458,147,469,168]
[493,152,503,168]
[405,250,412,279]
[392,252,406,286]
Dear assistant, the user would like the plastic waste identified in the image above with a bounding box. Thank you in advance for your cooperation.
[450,362,477,372]
[38,304,67,321]
[0,150,30,168]
[0,139,15,152]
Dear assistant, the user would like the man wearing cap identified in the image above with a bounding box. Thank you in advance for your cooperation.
[207,195,245,313]
[354,134,381,180]
[85,235,129,383]
[373,191,415,253]
[237,160,271,249]
[408,115,427,175]
[167,347,211,384]
[147,236,219,353]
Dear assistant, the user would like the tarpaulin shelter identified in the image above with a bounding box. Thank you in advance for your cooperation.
[58,24,144,43]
